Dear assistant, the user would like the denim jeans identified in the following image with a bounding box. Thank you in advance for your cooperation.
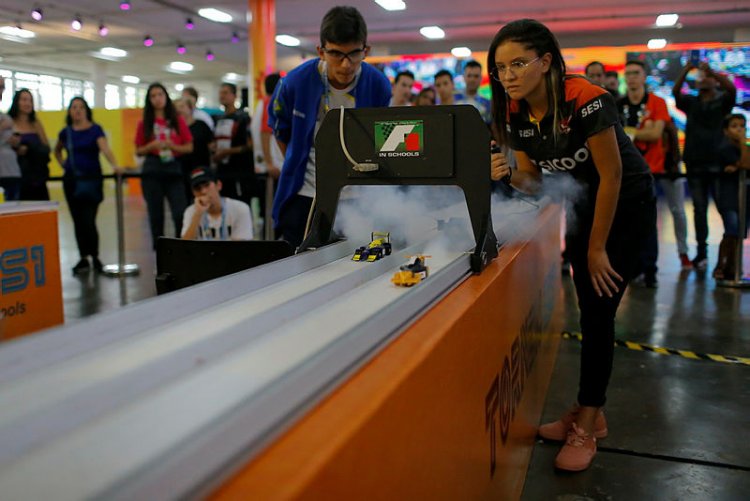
[658,177,689,255]
[686,173,720,258]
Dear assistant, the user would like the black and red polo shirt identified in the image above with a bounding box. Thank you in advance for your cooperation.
[507,76,652,202]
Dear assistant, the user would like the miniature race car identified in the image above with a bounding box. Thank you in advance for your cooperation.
[391,255,431,287]
[352,232,392,262]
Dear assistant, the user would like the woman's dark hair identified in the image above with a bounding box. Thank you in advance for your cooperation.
[487,19,566,145]
[8,88,36,122]
[65,96,93,127]
[319,6,367,47]
[264,73,281,95]
[143,82,179,141]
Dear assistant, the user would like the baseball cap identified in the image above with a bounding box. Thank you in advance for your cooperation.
[190,167,215,188]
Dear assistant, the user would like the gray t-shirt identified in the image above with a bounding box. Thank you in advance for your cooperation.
[0,113,21,179]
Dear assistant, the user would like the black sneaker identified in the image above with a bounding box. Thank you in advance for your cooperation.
[92,257,104,273]
[72,258,90,274]
[692,256,708,271]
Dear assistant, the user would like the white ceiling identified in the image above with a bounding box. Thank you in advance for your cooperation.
[0,0,748,85]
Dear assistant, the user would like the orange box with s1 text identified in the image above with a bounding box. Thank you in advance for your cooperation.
[0,203,63,341]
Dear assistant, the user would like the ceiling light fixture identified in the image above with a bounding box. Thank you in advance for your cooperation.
[374,0,406,11]
[176,43,186,55]
[0,26,36,39]
[98,22,109,37]
[198,8,233,23]
[451,46,472,58]
[31,8,43,22]
[655,14,679,27]
[275,34,300,47]
[185,18,194,30]
[143,35,154,47]
[419,26,445,39]
[71,15,82,31]
[223,72,242,82]
[231,31,240,43]
[647,38,668,49]
[121,75,140,84]
[169,61,193,73]
[175,83,184,92]
[119,1,131,11]
[100,47,127,58]
[205,49,215,61]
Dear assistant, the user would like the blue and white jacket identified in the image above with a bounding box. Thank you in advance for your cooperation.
[267,58,391,226]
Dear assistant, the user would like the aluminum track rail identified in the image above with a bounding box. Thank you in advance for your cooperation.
[0,233,476,500]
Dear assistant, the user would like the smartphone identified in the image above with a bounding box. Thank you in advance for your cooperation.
[689,49,701,66]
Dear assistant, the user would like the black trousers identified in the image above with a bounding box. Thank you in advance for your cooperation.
[63,178,101,258]
[568,195,656,407]
[277,194,314,250]
[141,157,187,247]
[686,172,719,258]
[19,180,49,201]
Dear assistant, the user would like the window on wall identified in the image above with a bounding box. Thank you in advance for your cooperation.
[105,84,120,109]
[39,75,63,110]
[0,69,13,110]
[63,79,84,106]
[84,82,95,106]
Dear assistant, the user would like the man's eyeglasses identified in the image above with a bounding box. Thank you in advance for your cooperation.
[491,57,541,81]
[321,46,367,63]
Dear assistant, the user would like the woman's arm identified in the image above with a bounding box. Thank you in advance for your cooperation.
[35,121,49,146]
[586,126,623,298]
[498,149,542,194]
[54,139,65,166]
[170,141,193,154]
[97,136,121,172]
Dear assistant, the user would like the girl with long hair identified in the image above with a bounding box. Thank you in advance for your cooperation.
[54,97,120,274]
[8,89,51,200]
[487,19,655,471]
[135,83,193,248]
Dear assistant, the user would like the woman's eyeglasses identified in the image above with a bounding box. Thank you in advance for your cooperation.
[321,46,367,63]
[491,57,541,81]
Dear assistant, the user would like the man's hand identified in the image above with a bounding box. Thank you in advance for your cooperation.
[7,134,21,148]
[698,62,713,76]
[725,165,738,174]
[193,195,210,217]
[213,149,231,163]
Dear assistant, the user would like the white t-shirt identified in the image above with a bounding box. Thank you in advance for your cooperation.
[299,65,357,198]
[182,197,254,240]
[251,99,284,174]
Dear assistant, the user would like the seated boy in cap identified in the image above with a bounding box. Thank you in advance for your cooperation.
[181,167,254,240]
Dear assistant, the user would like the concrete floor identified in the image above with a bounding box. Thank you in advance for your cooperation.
[522,209,750,499]
[48,184,750,498]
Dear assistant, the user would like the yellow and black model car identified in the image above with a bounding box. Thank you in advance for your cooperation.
[391,255,431,287]
[352,232,392,262]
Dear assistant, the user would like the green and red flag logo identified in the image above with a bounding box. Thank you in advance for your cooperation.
[375,120,423,158]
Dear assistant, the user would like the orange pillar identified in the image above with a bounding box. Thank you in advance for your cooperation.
[249,0,277,105]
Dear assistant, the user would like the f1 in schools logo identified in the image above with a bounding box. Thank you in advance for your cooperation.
[375,120,423,158]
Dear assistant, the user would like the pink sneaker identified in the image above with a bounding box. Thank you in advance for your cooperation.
[555,422,597,472]
[538,406,608,441]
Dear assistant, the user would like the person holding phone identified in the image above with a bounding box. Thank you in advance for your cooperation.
[489,19,655,472]
[672,60,736,270]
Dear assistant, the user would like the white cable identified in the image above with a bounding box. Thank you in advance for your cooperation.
[339,106,379,172]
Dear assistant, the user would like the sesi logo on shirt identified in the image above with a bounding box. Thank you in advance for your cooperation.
[580,99,603,118]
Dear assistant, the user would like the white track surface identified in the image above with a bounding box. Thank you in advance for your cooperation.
[0,232,470,500]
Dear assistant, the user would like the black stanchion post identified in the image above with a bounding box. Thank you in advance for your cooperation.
[103,172,140,277]
[264,174,274,241]
[717,169,750,288]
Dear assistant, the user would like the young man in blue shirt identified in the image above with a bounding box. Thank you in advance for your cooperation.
[268,5,391,248]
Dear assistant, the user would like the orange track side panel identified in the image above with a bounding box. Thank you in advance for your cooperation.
[212,205,563,500]
[0,209,63,340]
